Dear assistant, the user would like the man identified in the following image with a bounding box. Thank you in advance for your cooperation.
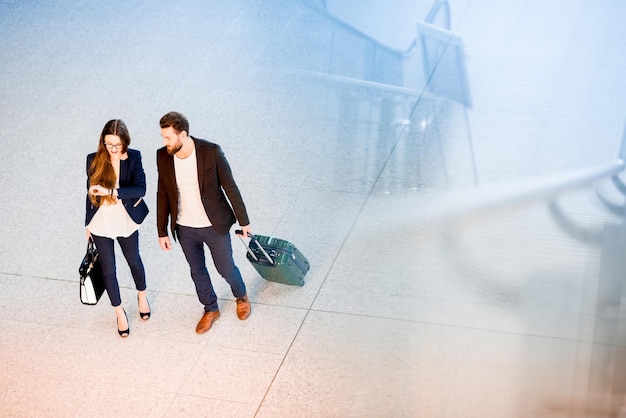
[156,111,251,334]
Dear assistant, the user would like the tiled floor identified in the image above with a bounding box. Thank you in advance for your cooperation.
[1,0,626,416]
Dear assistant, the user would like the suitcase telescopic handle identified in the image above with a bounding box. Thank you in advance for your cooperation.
[235,230,275,265]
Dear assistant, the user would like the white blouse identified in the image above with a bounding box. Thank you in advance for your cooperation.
[87,197,139,239]
[87,156,139,239]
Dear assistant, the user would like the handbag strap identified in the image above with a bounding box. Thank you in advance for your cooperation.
[87,236,98,262]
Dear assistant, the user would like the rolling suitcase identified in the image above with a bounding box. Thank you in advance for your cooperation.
[236,231,309,286]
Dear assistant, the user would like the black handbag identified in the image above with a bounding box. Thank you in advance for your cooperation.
[79,237,105,305]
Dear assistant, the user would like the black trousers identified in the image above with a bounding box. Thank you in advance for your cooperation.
[92,230,146,307]
[177,225,246,312]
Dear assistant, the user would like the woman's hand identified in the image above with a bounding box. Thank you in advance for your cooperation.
[89,184,110,196]
[85,228,92,239]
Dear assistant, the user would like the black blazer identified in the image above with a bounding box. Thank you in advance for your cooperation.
[85,148,149,226]
[156,137,249,238]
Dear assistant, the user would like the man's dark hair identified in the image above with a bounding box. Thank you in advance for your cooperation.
[160,111,189,135]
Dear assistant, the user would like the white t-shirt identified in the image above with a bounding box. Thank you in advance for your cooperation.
[174,145,212,228]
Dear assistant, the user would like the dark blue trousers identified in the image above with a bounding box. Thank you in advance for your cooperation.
[177,225,246,312]
[92,230,146,307]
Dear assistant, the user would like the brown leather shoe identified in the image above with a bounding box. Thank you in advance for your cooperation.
[196,310,220,334]
[236,295,251,320]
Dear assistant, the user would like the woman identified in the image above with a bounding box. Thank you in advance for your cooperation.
[85,119,150,337]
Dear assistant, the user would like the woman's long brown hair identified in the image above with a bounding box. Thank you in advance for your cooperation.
[88,119,131,206]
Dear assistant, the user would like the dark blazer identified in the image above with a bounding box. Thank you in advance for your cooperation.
[85,148,149,226]
[156,137,249,238]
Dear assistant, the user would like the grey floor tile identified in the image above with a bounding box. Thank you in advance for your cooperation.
[262,310,471,417]
[166,394,257,418]
[208,301,307,354]
[178,345,284,405]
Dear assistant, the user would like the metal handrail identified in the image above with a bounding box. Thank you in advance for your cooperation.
[412,160,625,224]
[299,68,626,223]
[298,68,469,109]
[301,70,424,97]
[423,116,626,223]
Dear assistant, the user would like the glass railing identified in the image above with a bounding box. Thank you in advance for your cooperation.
[291,3,626,413]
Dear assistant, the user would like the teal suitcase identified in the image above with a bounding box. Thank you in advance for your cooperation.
[236,232,309,286]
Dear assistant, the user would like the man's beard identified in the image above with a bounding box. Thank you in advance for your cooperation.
[166,141,183,155]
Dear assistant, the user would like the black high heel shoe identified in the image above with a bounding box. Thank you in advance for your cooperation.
[139,297,151,321]
[118,309,129,337]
